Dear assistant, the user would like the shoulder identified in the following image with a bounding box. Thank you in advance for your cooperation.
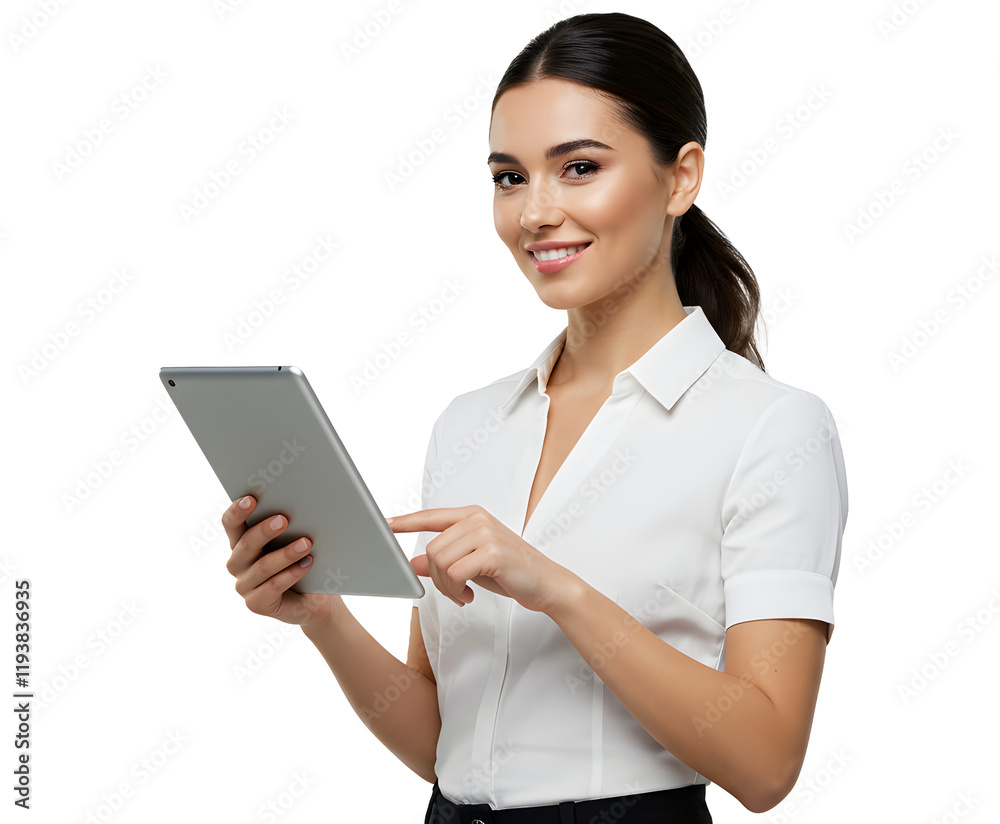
[423,364,533,458]
[697,349,838,435]
[708,353,847,519]
[437,365,532,425]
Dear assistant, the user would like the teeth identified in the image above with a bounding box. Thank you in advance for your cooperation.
[531,243,589,261]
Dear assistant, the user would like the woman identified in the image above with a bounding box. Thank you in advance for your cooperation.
[223,12,847,822]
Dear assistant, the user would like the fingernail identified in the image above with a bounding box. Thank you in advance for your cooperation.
[269,516,284,530]
[298,555,312,567]
[239,496,253,510]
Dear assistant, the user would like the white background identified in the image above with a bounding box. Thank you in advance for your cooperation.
[4,0,999,821]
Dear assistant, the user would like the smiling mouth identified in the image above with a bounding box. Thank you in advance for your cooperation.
[529,242,592,262]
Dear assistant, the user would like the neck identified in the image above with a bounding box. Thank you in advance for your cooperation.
[552,272,688,394]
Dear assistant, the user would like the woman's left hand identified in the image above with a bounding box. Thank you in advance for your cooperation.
[388,505,575,613]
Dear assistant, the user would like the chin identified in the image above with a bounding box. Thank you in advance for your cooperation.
[528,281,599,312]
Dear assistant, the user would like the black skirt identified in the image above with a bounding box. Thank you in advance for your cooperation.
[423,780,713,824]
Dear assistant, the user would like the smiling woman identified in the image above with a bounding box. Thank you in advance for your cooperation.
[223,12,847,824]
[400,11,846,821]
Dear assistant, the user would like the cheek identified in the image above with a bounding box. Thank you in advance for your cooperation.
[493,198,519,245]
[589,185,645,230]
[581,181,663,250]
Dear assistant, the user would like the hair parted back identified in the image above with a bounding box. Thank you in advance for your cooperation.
[491,11,765,371]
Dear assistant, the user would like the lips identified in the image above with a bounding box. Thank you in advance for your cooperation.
[529,241,593,274]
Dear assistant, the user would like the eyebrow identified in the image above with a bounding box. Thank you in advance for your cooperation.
[487,138,615,166]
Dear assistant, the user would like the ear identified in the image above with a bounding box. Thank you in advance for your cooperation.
[666,141,705,217]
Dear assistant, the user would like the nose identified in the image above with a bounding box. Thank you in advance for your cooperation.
[519,179,562,233]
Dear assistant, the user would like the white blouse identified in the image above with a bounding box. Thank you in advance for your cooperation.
[409,304,848,808]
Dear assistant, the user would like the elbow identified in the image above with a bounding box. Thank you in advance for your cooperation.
[739,785,788,815]
[405,750,438,784]
[738,778,793,814]
[735,753,801,813]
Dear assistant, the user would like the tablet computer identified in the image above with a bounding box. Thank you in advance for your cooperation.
[158,365,424,599]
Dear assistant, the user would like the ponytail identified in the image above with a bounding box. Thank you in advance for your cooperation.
[672,204,764,370]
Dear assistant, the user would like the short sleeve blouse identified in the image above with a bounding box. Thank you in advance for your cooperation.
[409,304,848,808]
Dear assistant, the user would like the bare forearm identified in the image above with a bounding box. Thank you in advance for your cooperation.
[545,576,794,809]
[301,602,440,782]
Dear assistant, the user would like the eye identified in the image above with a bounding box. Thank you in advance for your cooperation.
[564,160,600,179]
[491,171,524,191]
[491,160,602,191]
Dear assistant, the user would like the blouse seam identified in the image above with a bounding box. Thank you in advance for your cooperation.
[718,391,792,528]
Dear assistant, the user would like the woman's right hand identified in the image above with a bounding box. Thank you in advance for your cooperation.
[223,495,341,630]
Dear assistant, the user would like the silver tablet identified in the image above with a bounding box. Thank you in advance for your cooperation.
[159,365,424,599]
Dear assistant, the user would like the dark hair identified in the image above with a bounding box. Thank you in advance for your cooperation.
[490,12,765,371]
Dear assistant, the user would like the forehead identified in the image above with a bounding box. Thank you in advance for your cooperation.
[489,77,630,153]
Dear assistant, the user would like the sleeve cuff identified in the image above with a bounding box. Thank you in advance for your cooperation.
[724,569,835,637]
